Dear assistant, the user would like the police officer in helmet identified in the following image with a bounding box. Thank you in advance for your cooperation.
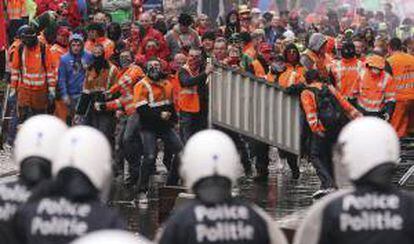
[157,129,288,244]
[294,117,414,244]
[13,126,126,244]
[0,115,67,244]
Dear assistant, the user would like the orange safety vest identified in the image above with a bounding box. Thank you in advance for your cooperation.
[303,49,329,78]
[243,42,256,60]
[83,64,118,93]
[7,0,27,20]
[387,51,414,100]
[301,82,360,133]
[50,44,68,81]
[356,69,396,112]
[85,37,115,59]
[251,60,274,82]
[178,65,200,113]
[330,58,363,99]
[278,64,305,88]
[108,64,144,96]
[133,76,174,109]
[10,43,55,91]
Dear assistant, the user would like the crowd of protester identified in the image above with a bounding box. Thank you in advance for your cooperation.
[2,0,414,200]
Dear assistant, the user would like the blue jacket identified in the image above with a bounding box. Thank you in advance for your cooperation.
[58,51,93,98]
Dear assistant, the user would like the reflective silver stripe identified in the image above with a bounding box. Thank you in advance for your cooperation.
[180,88,197,95]
[22,79,45,86]
[136,100,148,107]
[141,80,155,104]
[397,82,414,90]
[359,97,383,106]
[394,72,414,82]
[288,70,297,87]
[150,100,172,107]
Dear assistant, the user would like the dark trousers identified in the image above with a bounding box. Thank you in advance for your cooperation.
[86,110,116,146]
[139,128,183,192]
[310,133,336,189]
[18,106,46,124]
[122,113,143,181]
[179,112,206,143]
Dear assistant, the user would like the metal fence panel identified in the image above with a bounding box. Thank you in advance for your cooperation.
[210,67,301,155]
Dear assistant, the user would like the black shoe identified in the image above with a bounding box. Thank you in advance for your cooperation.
[292,169,300,180]
[253,173,268,182]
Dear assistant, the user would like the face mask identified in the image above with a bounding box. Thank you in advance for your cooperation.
[147,67,162,81]
[272,63,286,73]
[119,57,132,68]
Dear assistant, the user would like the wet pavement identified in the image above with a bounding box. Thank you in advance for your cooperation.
[109,151,321,240]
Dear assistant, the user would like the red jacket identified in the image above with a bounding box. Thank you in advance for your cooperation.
[138,27,170,61]
[35,0,63,16]
[0,0,6,50]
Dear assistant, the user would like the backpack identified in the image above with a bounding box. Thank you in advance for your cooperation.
[307,84,348,133]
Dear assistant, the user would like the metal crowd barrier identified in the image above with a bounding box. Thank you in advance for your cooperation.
[209,65,301,155]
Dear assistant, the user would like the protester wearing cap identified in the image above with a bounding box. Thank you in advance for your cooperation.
[57,33,93,125]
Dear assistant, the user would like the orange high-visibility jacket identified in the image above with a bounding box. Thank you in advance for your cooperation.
[178,65,201,113]
[278,64,305,88]
[251,59,274,82]
[329,58,363,99]
[10,43,55,91]
[83,64,119,93]
[50,44,68,82]
[84,37,115,59]
[106,65,145,116]
[387,51,414,101]
[302,49,330,78]
[301,82,360,133]
[7,0,27,20]
[356,68,396,112]
[108,64,144,96]
[133,76,174,109]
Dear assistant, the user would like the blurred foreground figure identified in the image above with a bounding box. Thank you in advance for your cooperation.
[71,230,151,244]
[157,130,288,244]
[0,115,67,243]
[13,126,126,244]
[294,117,414,244]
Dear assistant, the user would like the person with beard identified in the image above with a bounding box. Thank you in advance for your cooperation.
[353,37,367,62]
[133,58,183,202]
[178,46,214,143]
[328,41,363,100]
[78,44,118,144]
[224,10,240,39]
[0,115,67,244]
[58,33,93,125]
[100,50,144,185]
[9,26,56,123]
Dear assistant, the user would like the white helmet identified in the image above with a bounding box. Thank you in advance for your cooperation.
[14,115,68,168]
[71,230,152,244]
[53,126,112,192]
[180,129,242,190]
[336,117,400,181]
